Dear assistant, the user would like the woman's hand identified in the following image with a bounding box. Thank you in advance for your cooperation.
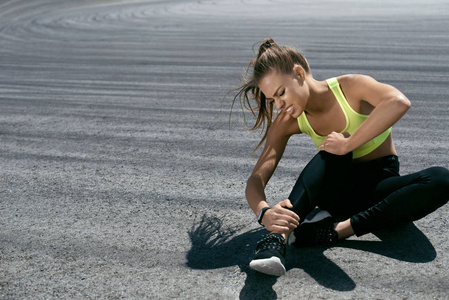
[262,199,300,234]
[318,131,350,155]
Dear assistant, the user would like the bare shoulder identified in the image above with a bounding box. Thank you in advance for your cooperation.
[269,111,301,138]
[336,74,406,108]
[336,74,378,91]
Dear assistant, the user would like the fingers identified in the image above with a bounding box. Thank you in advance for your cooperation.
[267,224,296,235]
[318,131,335,150]
[318,131,350,155]
[265,219,298,234]
[267,209,299,225]
[284,210,300,225]
[271,200,300,225]
[262,199,301,234]
[279,198,293,209]
[270,214,299,229]
[275,201,299,221]
[318,142,325,152]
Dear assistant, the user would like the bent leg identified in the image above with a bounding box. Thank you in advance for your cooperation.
[351,166,449,236]
[288,151,353,223]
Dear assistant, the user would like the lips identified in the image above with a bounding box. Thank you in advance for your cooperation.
[286,106,293,113]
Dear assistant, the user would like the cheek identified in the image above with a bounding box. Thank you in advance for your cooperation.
[290,89,304,104]
[299,88,309,104]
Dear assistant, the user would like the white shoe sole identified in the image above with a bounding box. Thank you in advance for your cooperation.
[249,256,286,276]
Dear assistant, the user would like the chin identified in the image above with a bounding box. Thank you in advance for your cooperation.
[291,112,301,119]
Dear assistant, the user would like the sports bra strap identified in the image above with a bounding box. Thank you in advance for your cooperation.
[326,77,339,89]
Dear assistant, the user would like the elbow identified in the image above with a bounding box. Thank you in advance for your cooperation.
[394,94,411,114]
[246,175,258,192]
[245,174,264,196]
[245,176,255,196]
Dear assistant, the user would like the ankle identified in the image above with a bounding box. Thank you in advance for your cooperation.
[281,230,294,243]
[334,219,354,240]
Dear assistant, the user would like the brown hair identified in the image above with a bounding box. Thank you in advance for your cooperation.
[231,38,310,151]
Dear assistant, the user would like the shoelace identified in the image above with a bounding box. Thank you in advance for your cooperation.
[316,226,338,247]
[256,234,286,256]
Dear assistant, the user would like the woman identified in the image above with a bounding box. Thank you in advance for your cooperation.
[233,38,449,276]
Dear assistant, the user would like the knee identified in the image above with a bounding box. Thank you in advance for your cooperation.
[426,166,449,187]
[426,167,449,202]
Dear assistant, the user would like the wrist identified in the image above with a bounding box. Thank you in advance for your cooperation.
[257,207,270,226]
[344,135,356,154]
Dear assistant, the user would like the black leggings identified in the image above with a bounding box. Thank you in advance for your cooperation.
[288,151,449,236]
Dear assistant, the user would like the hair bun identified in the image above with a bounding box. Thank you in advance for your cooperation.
[258,38,276,57]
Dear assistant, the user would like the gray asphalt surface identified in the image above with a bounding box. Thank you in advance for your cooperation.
[1,0,448,299]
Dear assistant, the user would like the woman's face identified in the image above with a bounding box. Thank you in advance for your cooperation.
[258,68,308,119]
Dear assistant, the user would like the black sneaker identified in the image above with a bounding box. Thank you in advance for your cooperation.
[249,233,286,276]
[288,208,338,247]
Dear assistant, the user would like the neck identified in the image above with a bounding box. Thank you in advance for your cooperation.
[304,77,332,115]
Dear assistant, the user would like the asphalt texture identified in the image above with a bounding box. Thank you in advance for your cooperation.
[1,0,449,299]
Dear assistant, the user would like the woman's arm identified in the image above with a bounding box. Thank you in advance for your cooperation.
[319,75,411,155]
[246,112,300,233]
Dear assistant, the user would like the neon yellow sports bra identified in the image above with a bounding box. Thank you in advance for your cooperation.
[297,77,391,159]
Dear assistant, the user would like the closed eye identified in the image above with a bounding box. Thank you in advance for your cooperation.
[279,89,285,97]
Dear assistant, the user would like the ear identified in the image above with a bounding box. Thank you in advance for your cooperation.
[293,65,305,81]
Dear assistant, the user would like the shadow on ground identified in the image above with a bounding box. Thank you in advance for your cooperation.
[186,214,436,300]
